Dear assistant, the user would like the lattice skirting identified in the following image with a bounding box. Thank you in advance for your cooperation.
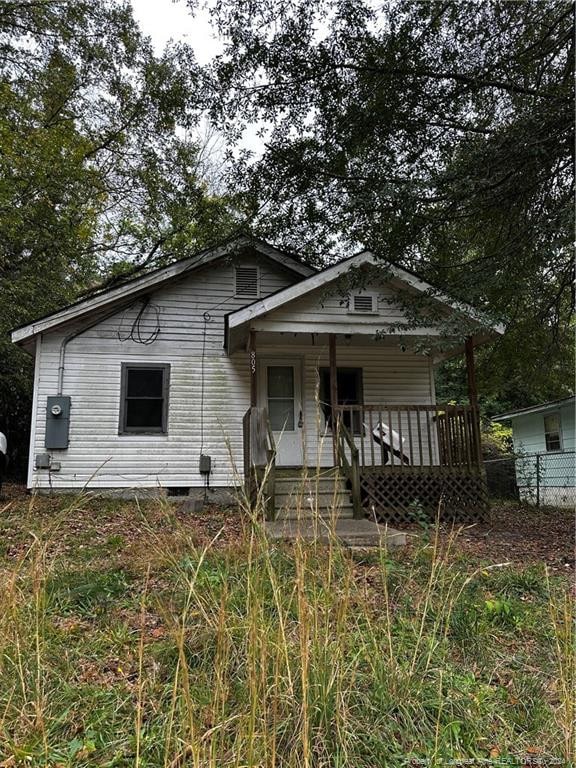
[360,468,489,525]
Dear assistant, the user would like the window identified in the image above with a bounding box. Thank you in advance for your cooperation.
[348,292,378,314]
[319,367,363,433]
[544,413,562,452]
[235,266,259,298]
[267,366,295,430]
[119,364,170,434]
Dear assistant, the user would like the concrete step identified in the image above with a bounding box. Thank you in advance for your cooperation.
[265,518,407,547]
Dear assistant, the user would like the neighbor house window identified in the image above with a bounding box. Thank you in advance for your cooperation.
[544,413,562,452]
[119,364,170,434]
[319,367,363,433]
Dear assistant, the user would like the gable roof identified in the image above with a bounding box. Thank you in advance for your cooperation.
[11,235,315,345]
[226,250,505,341]
[492,396,575,422]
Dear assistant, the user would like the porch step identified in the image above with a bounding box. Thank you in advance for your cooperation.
[274,467,341,481]
[273,473,354,520]
[265,518,408,548]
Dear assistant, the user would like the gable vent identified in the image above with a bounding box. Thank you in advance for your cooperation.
[351,294,376,313]
[235,266,259,298]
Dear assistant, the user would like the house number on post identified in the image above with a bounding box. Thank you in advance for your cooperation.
[249,350,256,374]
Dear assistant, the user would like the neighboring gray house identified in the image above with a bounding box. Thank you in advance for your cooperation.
[11,235,503,523]
[492,396,575,508]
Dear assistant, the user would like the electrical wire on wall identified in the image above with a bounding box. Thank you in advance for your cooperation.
[117,297,161,344]
[115,286,241,501]
[200,311,211,453]
[195,288,257,500]
[200,310,211,501]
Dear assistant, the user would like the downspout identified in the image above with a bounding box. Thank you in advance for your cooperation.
[57,300,140,394]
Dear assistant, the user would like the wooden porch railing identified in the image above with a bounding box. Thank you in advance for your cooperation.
[242,406,277,519]
[335,420,363,518]
[333,403,482,472]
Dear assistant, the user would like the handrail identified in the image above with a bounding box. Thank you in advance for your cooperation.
[264,408,276,459]
[262,408,276,520]
[242,408,252,486]
[242,406,277,520]
[335,418,363,519]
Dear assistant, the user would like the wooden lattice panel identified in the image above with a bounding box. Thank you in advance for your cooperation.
[360,467,489,525]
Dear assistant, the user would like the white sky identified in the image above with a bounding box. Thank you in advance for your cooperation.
[130,0,265,158]
[130,0,223,63]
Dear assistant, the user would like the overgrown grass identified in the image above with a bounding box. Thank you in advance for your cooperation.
[0,490,573,767]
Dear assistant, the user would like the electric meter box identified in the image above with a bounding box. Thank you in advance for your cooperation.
[45,396,71,449]
[199,454,212,474]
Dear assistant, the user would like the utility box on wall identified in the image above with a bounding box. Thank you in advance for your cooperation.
[45,396,71,449]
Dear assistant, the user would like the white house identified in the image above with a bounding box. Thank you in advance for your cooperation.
[492,397,575,508]
[11,235,503,523]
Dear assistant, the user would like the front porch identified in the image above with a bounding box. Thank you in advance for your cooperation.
[334,401,488,524]
[224,245,501,530]
[243,399,488,526]
[237,307,490,527]
[241,330,488,526]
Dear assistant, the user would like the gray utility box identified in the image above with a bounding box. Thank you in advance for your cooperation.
[45,396,71,449]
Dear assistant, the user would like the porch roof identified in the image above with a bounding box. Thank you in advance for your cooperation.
[225,250,505,354]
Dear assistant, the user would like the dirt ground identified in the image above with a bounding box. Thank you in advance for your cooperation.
[399,500,574,576]
[432,501,575,574]
[1,483,574,573]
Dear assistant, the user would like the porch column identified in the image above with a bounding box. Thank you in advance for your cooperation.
[465,335,481,467]
[464,336,478,409]
[329,333,338,464]
[249,329,257,408]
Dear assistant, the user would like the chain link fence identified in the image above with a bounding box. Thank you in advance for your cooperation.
[485,450,575,508]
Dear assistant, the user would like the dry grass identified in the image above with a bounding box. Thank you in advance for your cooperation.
[0,486,573,767]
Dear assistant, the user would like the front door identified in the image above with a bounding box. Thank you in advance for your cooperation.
[260,359,303,466]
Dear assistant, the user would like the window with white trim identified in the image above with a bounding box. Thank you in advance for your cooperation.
[235,266,260,298]
[544,413,562,452]
[119,364,170,434]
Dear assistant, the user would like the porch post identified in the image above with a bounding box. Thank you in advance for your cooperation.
[329,333,338,464]
[249,329,257,408]
[465,335,481,467]
[464,336,478,410]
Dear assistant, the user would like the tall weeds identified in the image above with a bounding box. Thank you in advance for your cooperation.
[0,485,572,767]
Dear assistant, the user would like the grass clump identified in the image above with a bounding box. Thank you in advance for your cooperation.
[0,490,572,767]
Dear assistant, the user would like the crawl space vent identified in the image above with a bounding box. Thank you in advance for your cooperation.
[235,266,259,297]
[351,294,376,313]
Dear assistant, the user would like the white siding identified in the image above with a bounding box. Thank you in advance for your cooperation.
[251,280,439,336]
[29,260,437,490]
[30,257,297,490]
